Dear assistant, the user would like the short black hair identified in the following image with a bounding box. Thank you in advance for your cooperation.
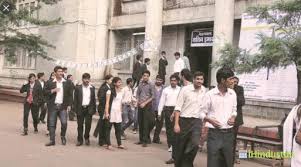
[142,70,151,76]
[62,67,67,71]
[216,67,234,84]
[67,74,73,79]
[174,52,180,56]
[82,73,91,79]
[37,72,44,79]
[54,66,63,72]
[144,58,150,63]
[234,76,239,81]
[156,75,164,80]
[161,51,166,55]
[170,74,180,81]
[193,71,205,79]
[180,69,192,82]
[126,78,133,85]
[104,74,113,81]
[28,73,36,80]
[136,54,142,60]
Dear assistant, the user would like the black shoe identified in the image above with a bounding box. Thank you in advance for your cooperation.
[34,128,38,134]
[40,120,46,124]
[85,139,90,146]
[142,143,147,147]
[45,141,55,146]
[135,141,143,145]
[21,131,28,136]
[76,141,83,146]
[61,137,66,145]
[165,158,175,164]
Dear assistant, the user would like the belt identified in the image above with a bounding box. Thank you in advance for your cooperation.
[209,128,233,133]
[164,106,175,109]
[82,105,89,109]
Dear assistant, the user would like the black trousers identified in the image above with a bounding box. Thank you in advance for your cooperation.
[77,107,93,142]
[138,104,155,144]
[133,78,141,88]
[175,117,202,167]
[94,111,110,145]
[232,125,240,162]
[68,105,76,121]
[106,122,122,146]
[153,110,164,142]
[38,102,47,122]
[164,106,176,159]
[207,128,234,167]
[48,104,68,142]
[23,102,39,130]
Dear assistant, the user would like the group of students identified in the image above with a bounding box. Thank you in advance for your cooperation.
[20,63,247,167]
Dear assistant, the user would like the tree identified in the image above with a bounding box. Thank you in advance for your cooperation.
[214,0,301,103]
[0,0,62,62]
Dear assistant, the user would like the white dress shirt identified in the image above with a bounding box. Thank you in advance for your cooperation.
[39,80,44,89]
[200,87,237,129]
[54,78,65,104]
[158,86,181,116]
[174,84,207,118]
[122,86,133,105]
[173,58,185,73]
[82,85,92,106]
[110,89,124,123]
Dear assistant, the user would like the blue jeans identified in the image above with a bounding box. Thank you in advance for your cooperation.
[122,105,134,132]
[133,107,138,130]
[48,104,68,142]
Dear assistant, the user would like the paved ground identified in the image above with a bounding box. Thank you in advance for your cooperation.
[0,100,268,167]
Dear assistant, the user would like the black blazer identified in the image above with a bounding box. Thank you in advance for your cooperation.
[36,80,46,104]
[20,81,43,105]
[44,79,73,110]
[97,84,113,114]
[73,85,96,115]
[234,85,245,126]
[158,57,168,77]
[132,61,142,80]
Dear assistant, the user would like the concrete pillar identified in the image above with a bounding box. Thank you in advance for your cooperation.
[143,0,163,79]
[211,0,235,86]
[93,0,110,79]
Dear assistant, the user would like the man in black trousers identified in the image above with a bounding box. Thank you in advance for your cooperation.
[44,66,73,146]
[158,51,168,82]
[37,72,47,124]
[136,70,155,147]
[232,76,245,163]
[20,73,43,135]
[74,73,96,146]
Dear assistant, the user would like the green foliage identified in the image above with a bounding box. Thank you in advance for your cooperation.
[0,0,62,62]
[215,0,301,74]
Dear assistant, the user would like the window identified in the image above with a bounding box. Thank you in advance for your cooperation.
[4,49,36,69]
[16,0,38,27]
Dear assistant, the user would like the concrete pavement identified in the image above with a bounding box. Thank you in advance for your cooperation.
[0,100,268,167]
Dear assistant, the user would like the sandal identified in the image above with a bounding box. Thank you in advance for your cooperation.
[106,145,113,150]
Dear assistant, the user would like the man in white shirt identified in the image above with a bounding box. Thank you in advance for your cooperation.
[121,78,134,139]
[173,52,185,75]
[157,74,181,164]
[200,67,237,167]
[182,55,191,70]
[74,73,96,146]
[173,71,207,167]
[44,66,73,146]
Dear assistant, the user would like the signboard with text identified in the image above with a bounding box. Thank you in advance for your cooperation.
[191,29,213,47]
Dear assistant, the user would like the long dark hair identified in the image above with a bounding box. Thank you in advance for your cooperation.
[111,77,122,98]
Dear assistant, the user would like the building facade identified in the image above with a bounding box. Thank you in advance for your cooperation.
[0,0,294,119]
